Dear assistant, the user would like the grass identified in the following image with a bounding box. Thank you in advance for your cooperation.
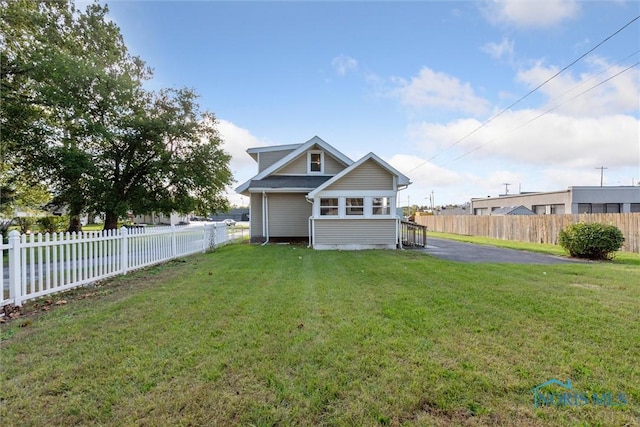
[1,243,639,426]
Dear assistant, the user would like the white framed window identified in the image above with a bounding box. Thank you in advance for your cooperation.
[372,197,390,215]
[346,197,364,216]
[308,151,324,173]
[320,198,339,216]
[315,194,395,218]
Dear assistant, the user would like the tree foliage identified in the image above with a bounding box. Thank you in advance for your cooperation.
[1,0,233,231]
[558,222,625,260]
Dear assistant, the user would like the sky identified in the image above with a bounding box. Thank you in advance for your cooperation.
[97,0,639,207]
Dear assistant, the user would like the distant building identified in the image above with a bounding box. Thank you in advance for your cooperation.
[433,205,471,216]
[488,205,536,216]
[471,186,640,215]
[133,212,190,225]
[209,208,249,222]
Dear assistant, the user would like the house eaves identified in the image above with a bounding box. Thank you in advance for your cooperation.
[307,152,411,199]
[245,175,332,193]
[236,136,354,195]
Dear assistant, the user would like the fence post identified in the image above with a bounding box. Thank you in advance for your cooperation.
[203,223,211,252]
[120,226,129,275]
[8,230,22,306]
[171,224,177,258]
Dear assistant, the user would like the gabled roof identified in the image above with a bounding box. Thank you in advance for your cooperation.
[246,143,302,162]
[490,205,536,215]
[307,152,411,198]
[236,136,354,194]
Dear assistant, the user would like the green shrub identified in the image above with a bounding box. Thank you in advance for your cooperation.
[14,217,36,234]
[558,222,624,260]
[37,216,68,234]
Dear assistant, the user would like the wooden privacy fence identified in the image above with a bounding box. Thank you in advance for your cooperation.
[1,223,244,308]
[414,213,640,253]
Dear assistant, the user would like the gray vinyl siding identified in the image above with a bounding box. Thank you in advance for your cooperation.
[250,193,263,238]
[325,159,394,191]
[324,154,346,175]
[314,219,396,245]
[259,149,296,173]
[276,149,346,175]
[276,154,307,174]
[267,193,312,237]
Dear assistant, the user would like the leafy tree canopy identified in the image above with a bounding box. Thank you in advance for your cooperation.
[1,0,233,231]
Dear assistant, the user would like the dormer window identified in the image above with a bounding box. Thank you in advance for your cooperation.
[308,151,324,174]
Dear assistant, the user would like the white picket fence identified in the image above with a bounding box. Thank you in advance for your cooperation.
[1,223,242,307]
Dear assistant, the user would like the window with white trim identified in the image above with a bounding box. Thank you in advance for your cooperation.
[346,197,364,216]
[320,198,339,216]
[372,197,390,215]
[308,151,323,173]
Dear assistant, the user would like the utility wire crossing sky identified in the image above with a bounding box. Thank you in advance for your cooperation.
[102,0,640,207]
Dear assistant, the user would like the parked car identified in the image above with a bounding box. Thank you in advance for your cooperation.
[223,219,236,226]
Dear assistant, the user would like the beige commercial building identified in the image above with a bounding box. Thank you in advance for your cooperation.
[471,186,640,215]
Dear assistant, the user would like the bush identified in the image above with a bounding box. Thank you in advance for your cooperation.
[14,217,36,234]
[0,219,13,243]
[37,216,68,234]
[558,222,624,260]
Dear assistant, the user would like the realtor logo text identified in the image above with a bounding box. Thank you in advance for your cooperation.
[533,379,627,408]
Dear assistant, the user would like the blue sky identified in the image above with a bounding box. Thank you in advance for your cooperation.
[99,0,639,207]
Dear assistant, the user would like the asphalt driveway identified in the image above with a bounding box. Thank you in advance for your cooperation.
[421,237,583,264]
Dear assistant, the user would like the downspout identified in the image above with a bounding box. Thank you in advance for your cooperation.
[397,217,403,250]
[396,184,409,249]
[261,191,269,245]
[305,196,314,248]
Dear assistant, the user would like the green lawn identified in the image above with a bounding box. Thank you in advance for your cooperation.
[1,243,638,426]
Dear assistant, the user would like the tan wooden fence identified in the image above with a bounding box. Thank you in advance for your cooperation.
[414,213,640,253]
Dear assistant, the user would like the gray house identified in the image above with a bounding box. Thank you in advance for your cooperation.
[236,136,411,249]
[488,206,536,216]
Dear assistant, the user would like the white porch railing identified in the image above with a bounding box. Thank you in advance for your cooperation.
[1,223,244,307]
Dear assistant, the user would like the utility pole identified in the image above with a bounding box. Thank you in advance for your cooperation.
[502,183,511,195]
[595,166,608,187]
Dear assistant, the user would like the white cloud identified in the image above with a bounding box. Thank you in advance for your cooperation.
[481,37,515,61]
[390,67,491,115]
[217,119,267,206]
[516,57,640,116]
[331,54,358,76]
[483,0,580,28]
[388,153,469,188]
[410,112,639,169]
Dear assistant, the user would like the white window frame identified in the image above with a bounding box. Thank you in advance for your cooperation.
[313,193,397,219]
[345,197,365,216]
[372,197,391,216]
[308,150,324,174]
[319,197,339,217]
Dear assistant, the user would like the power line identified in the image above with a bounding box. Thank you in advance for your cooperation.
[440,61,639,165]
[548,49,640,105]
[406,14,640,174]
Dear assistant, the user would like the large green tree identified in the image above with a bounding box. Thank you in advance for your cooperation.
[92,88,232,230]
[1,0,62,220]
[1,0,233,231]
